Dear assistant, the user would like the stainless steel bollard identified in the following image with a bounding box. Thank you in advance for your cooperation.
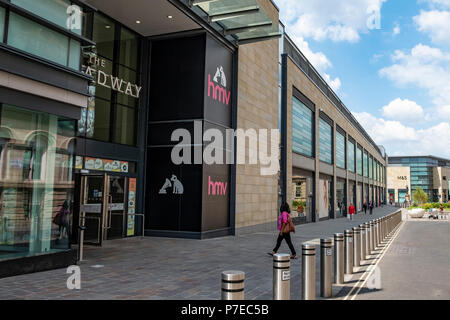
[334,233,344,285]
[370,220,375,251]
[344,230,354,275]
[302,244,316,300]
[222,271,245,300]
[359,224,366,262]
[365,222,370,258]
[353,227,361,267]
[273,254,290,300]
[374,219,379,248]
[320,239,333,298]
[376,219,381,247]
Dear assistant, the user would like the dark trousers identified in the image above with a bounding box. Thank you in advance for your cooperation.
[273,232,296,255]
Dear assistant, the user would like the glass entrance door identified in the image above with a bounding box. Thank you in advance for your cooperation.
[79,174,127,245]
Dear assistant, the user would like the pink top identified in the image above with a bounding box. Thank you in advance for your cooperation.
[278,211,289,231]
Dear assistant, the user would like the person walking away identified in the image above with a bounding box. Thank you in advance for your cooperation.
[369,201,374,215]
[269,202,297,259]
[363,201,367,214]
[348,203,355,221]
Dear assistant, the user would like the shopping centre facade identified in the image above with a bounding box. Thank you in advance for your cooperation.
[0,0,387,277]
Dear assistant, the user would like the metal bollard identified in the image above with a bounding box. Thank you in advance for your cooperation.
[365,222,371,258]
[353,227,361,267]
[374,219,379,248]
[320,239,333,298]
[344,230,354,275]
[359,224,366,262]
[377,219,381,246]
[273,254,290,300]
[222,271,245,300]
[370,220,375,251]
[302,244,316,300]
[334,233,344,285]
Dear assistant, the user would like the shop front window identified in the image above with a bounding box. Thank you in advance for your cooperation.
[318,177,332,219]
[291,174,314,223]
[293,97,313,157]
[336,179,346,217]
[0,103,75,261]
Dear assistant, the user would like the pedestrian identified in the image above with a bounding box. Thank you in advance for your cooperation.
[53,200,70,240]
[348,203,355,221]
[269,202,297,259]
[363,201,367,214]
[369,201,374,215]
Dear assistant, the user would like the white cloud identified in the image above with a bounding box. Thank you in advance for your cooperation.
[276,0,386,43]
[353,112,450,158]
[379,44,450,107]
[292,36,342,91]
[393,23,401,36]
[381,98,424,121]
[419,0,450,9]
[436,105,450,118]
[414,10,450,46]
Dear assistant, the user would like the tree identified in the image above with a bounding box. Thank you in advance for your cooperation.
[412,187,428,206]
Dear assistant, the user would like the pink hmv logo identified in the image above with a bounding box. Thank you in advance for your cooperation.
[208,66,231,106]
[208,176,228,196]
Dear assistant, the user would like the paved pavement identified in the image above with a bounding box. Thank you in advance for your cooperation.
[350,220,450,300]
[0,206,401,300]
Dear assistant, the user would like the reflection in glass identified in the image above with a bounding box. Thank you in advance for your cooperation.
[0,104,75,261]
[347,140,355,172]
[292,97,313,157]
[0,7,5,42]
[318,118,332,164]
[336,131,346,169]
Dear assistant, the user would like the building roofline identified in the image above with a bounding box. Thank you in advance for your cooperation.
[282,32,385,160]
[388,155,450,162]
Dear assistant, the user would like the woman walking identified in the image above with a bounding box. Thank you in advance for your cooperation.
[269,202,297,259]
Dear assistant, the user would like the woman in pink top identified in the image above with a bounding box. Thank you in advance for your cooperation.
[269,202,297,259]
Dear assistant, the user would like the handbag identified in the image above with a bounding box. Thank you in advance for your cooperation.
[282,214,295,234]
[53,212,62,226]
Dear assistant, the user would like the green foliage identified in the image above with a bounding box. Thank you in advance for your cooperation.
[412,187,428,205]
[408,203,450,210]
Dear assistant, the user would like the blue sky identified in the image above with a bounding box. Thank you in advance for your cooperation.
[275,0,450,159]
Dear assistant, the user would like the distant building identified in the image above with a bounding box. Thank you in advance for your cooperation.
[387,156,450,204]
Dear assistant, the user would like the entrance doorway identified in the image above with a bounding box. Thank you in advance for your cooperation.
[79,174,127,246]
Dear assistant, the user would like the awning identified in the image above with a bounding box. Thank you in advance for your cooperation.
[189,0,281,45]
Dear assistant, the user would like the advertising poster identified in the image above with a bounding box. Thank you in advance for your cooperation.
[127,178,137,236]
[318,179,329,219]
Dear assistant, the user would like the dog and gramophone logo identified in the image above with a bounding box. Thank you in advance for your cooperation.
[207,65,231,106]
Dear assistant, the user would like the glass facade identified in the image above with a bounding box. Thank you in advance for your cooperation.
[0,7,5,42]
[0,103,75,261]
[363,151,368,177]
[357,146,363,176]
[347,140,355,172]
[336,131,345,169]
[336,179,346,217]
[78,12,140,146]
[4,0,83,70]
[318,118,332,164]
[292,97,313,157]
[369,155,373,179]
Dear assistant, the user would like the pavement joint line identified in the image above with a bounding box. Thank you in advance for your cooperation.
[343,221,405,300]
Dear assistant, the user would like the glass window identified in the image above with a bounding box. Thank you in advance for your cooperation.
[336,131,346,169]
[0,103,75,261]
[293,97,313,157]
[11,0,83,35]
[318,118,332,164]
[93,13,115,60]
[8,12,68,66]
[369,156,373,179]
[92,99,111,141]
[364,152,368,177]
[0,7,5,42]
[120,27,139,70]
[357,147,363,175]
[347,140,355,172]
[113,105,136,145]
[68,38,81,70]
[117,66,139,107]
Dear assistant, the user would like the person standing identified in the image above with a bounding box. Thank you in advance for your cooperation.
[369,201,374,215]
[363,201,367,214]
[348,203,355,221]
[269,202,297,259]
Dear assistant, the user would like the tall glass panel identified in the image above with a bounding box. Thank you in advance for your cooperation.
[363,152,368,177]
[369,156,373,179]
[336,179,346,217]
[0,7,5,42]
[293,97,313,157]
[347,140,355,172]
[318,118,332,164]
[336,131,345,169]
[357,147,363,175]
[93,13,115,60]
[0,103,75,261]
[113,105,135,145]
[8,13,69,66]
[11,0,83,35]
